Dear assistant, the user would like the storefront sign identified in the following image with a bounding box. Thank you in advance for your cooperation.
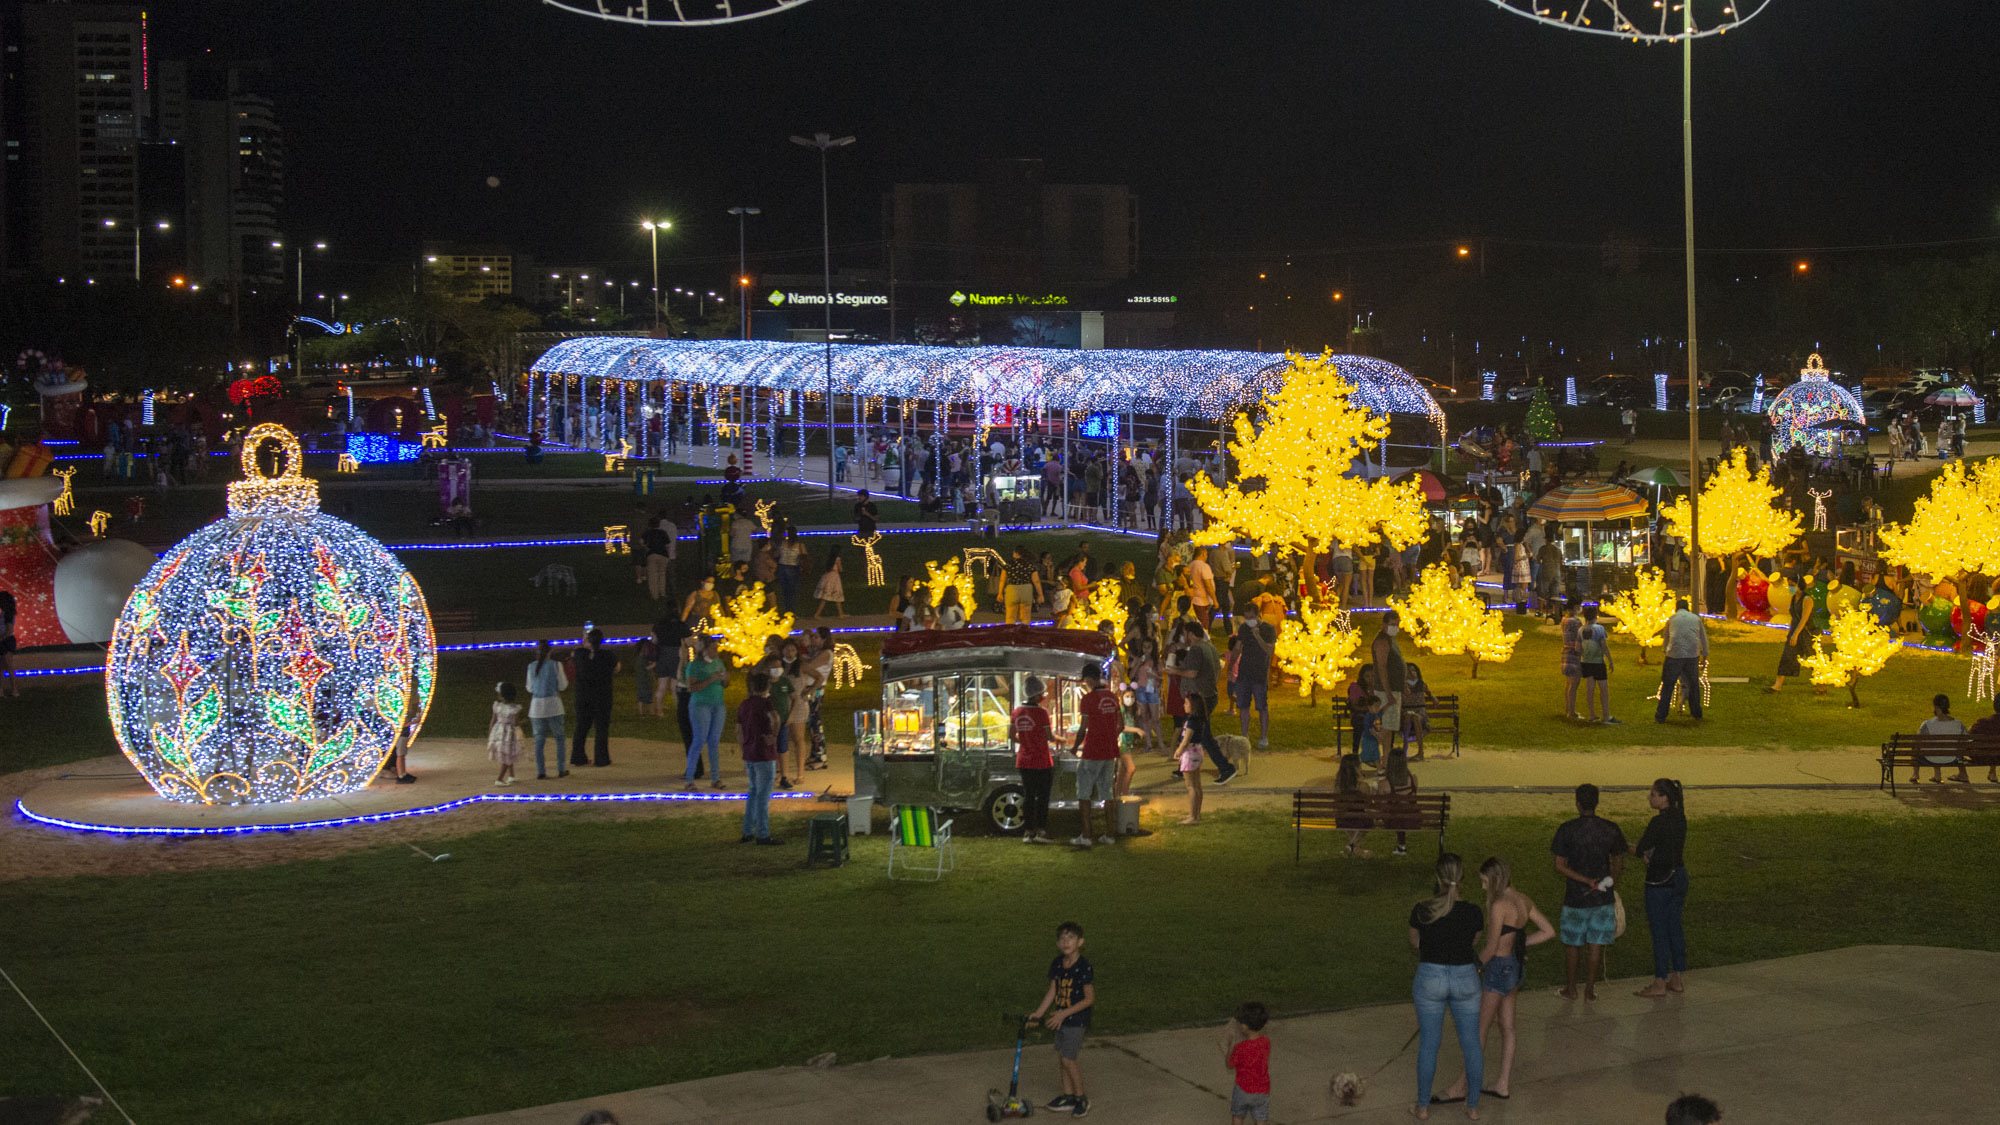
[949,291,1070,307]
[1126,295,1178,304]
[767,290,889,307]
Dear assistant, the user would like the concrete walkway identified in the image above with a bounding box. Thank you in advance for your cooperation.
[433,945,2000,1125]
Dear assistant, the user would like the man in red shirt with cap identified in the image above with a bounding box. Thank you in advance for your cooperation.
[1067,665,1123,847]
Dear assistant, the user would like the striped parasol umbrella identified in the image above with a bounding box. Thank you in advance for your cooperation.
[1926,385,1980,414]
[1527,481,1649,595]
[1527,481,1649,523]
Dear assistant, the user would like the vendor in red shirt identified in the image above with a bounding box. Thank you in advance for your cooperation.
[1012,678,1056,843]
[1067,666,1123,847]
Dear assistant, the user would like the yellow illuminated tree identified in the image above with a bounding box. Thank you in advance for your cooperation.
[1600,567,1677,664]
[1389,563,1520,678]
[1065,578,1128,640]
[1879,459,2000,650]
[1662,449,1802,618]
[705,582,795,666]
[1797,607,1900,707]
[1189,350,1429,598]
[1275,600,1364,702]
[924,557,979,620]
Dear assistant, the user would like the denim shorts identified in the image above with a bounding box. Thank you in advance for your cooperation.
[1075,758,1117,802]
[1054,1024,1085,1059]
[1483,954,1523,996]
[1561,903,1618,947]
[1229,1086,1270,1121]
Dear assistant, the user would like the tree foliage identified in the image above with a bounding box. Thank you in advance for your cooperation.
[1662,449,1802,560]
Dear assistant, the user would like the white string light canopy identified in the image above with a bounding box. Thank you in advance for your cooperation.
[1480,0,1771,40]
[540,0,816,26]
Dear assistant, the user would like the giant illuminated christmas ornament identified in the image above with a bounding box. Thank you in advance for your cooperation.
[1189,351,1428,598]
[105,425,437,806]
[1389,563,1520,677]
[1767,354,1864,456]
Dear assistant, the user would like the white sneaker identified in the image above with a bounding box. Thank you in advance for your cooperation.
[1022,832,1038,844]
[1070,835,1092,848]
[1096,834,1116,846]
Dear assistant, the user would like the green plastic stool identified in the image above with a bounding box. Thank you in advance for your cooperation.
[806,813,849,867]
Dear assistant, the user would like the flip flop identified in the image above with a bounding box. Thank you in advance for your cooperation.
[1481,1090,1510,1100]
[1431,1095,1466,1105]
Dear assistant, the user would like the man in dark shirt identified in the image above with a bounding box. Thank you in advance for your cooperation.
[1172,621,1238,786]
[853,490,879,537]
[737,671,783,844]
[1550,782,1628,999]
[1966,696,2000,783]
[570,628,621,768]
[1233,612,1277,748]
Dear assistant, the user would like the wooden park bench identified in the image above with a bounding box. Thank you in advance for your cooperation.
[1330,694,1462,757]
[1879,733,2000,795]
[1292,790,1450,862]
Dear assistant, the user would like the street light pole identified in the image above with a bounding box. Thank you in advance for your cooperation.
[1681,3,1704,610]
[791,131,855,501]
[642,220,671,334]
[728,206,761,340]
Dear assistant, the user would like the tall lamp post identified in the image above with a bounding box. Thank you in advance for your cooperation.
[289,240,327,304]
[790,132,855,500]
[104,218,170,282]
[1475,0,1772,610]
[727,206,761,340]
[641,219,672,334]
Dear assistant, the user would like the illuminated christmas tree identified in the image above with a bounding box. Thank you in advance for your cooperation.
[706,581,795,666]
[1879,459,2000,650]
[1661,449,1802,617]
[1189,350,1428,598]
[923,557,979,621]
[1600,567,1677,663]
[1797,607,1900,707]
[1389,563,1520,677]
[1065,578,1128,641]
[1275,600,1364,700]
[1523,386,1560,442]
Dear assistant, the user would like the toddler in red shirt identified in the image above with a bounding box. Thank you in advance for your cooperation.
[1221,1000,1271,1124]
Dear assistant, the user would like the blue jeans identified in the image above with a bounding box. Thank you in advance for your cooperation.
[1646,868,1690,978]
[777,564,801,612]
[743,760,775,838]
[531,715,567,776]
[1413,963,1483,1110]
[687,700,725,781]
[1656,656,1704,721]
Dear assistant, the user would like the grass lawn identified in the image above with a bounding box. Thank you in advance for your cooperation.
[2,807,1997,1124]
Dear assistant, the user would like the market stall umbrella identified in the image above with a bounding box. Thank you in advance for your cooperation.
[1620,466,1689,509]
[1527,481,1649,596]
[1925,386,1980,414]
[1412,470,1448,502]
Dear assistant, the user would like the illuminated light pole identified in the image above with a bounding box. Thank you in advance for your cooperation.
[641,219,672,334]
[728,206,761,340]
[791,131,856,500]
[288,240,328,304]
[1476,0,1772,609]
[105,218,169,282]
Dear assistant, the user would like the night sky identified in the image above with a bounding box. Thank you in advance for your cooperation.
[156,0,2000,284]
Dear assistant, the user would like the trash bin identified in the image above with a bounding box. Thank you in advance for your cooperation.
[845,794,874,835]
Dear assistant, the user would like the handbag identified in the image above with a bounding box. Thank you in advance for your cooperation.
[1612,890,1627,939]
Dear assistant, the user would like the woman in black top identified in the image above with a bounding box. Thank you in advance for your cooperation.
[1407,852,1484,1120]
[1635,778,1690,997]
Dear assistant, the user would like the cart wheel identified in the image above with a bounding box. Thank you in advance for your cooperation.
[985,785,1027,833]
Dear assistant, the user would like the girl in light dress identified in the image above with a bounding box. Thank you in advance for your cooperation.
[489,682,524,786]
[812,548,846,619]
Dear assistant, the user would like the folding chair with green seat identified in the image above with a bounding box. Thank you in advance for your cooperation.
[888,805,955,881]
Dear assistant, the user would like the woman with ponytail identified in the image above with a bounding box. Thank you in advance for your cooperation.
[1635,778,1690,997]
[1407,852,1484,1119]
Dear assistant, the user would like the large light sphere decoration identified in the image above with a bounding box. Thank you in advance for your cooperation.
[1479,0,1770,40]
[1767,353,1864,457]
[540,0,816,27]
[106,425,437,806]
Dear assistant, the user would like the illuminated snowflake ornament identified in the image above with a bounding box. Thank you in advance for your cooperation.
[541,0,817,27]
[105,426,437,806]
[1480,0,1770,40]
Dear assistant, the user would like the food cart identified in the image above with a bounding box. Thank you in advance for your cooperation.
[853,625,1115,832]
[988,472,1042,521]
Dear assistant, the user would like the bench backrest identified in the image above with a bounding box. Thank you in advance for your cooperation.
[1295,790,1450,824]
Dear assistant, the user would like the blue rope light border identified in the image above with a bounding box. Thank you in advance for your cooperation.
[15,789,820,837]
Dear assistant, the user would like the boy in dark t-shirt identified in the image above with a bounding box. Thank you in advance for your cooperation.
[1030,921,1096,1117]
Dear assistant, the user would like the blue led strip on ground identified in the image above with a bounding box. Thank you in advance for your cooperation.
[15,789,820,837]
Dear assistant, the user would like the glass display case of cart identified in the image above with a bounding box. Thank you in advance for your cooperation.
[853,625,1115,832]
[989,473,1042,521]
